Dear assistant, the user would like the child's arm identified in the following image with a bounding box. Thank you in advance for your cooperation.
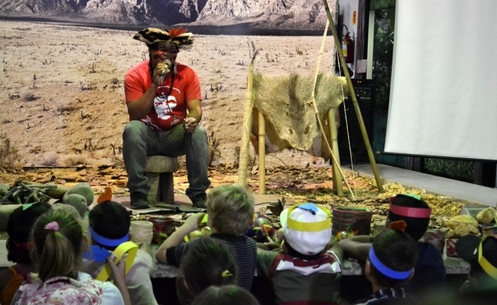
[155,213,205,264]
[337,235,373,261]
[107,256,132,305]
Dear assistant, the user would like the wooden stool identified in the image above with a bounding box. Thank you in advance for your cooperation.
[145,156,179,205]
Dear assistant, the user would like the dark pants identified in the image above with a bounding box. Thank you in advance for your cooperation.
[122,120,211,199]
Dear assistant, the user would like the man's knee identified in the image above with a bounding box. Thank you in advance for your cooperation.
[123,120,148,140]
[192,126,208,143]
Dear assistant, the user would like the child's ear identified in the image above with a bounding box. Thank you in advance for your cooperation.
[281,238,289,254]
[384,219,390,228]
[182,278,194,295]
[365,260,372,276]
[408,268,415,280]
[81,234,90,253]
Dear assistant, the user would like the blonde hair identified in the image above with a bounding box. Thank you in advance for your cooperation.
[207,184,254,235]
[31,208,86,281]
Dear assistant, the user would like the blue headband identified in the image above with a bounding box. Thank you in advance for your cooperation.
[369,247,412,280]
[83,245,111,263]
[90,227,129,247]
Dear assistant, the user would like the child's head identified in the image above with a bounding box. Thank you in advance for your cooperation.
[176,237,237,305]
[7,202,52,264]
[456,234,497,284]
[88,200,130,250]
[366,221,419,288]
[388,194,431,241]
[280,203,331,259]
[31,208,87,281]
[206,184,254,235]
[191,285,260,305]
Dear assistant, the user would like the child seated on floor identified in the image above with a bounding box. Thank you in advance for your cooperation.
[156,184,257,291]
[84,199,158,305]
[0,202,51,305]
[339,194,446,298]
[257,203,345,305]
[176,237,237,305]
[192,285,261,305]
[383,233,497,305]
[454,233,497,304]
[11,207,130,305]
[353,221,418,305]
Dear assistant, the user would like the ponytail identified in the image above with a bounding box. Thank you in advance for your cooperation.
[32,209,84,281]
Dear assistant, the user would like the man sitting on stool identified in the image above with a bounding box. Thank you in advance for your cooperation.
[123,27,210,209]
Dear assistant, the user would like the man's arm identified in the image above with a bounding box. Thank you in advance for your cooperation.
[155,213,205,264]
[186,99,202,121]
[183,99,202,133]
[125,62,168,120]
[126,84,157,120]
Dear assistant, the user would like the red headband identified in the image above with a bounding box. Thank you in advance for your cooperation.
[389,204,431,219]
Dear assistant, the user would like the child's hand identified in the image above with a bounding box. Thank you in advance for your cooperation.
[107,255,127,286]
[182,213,206,232]
[107,255,132,305]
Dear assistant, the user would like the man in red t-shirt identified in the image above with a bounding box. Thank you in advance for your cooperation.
[123,27,210,209]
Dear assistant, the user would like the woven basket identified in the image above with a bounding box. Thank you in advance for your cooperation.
[130,220,154,245]
[332,207,372,236]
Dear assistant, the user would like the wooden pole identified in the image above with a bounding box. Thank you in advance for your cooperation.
[310,19,355,199]
[238,42,259,187]
[237,62,254,187]
[328,109,344,196]
[258,112,266,194]
[321,0,384,191]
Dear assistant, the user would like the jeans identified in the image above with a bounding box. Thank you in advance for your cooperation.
[122,120,211,199]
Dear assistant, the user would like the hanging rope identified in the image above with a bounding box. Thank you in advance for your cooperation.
[309,18,356,200]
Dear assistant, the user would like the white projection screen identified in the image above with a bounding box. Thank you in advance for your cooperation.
[384,0,497,161]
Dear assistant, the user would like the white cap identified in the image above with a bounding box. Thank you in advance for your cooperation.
[280,203,332,255]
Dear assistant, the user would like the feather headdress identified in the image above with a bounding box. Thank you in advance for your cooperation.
[133,27,194,51]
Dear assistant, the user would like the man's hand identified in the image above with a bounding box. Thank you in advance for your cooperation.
[183,117,198,133]
[153,60,171,87]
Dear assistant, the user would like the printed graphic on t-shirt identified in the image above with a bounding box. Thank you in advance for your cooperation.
[149,85,184,129]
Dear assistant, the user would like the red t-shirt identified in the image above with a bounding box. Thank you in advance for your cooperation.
[124,60,202,131]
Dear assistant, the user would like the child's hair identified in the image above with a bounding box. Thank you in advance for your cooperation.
[206,184,254,235]
[31,208,86,281]
[191,285,260,305]
[176,237,237,305]
[388,194,430,241]
[7,202,51,264]
[369,226,419,288]
[88,200,130,250]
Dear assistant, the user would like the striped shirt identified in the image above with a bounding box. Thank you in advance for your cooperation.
[257,251,342,305]
[353,287,412,305]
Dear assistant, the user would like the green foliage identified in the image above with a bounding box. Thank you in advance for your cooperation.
[371,0,396,10]
[372,8,396,111]
[423,158,474,182]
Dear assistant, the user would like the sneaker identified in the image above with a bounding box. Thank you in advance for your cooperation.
[130,192,149,209]
[189,193,207,209]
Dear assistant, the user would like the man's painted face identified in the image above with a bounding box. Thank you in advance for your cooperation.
[150,41,178,67]
[151,49,177,67]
